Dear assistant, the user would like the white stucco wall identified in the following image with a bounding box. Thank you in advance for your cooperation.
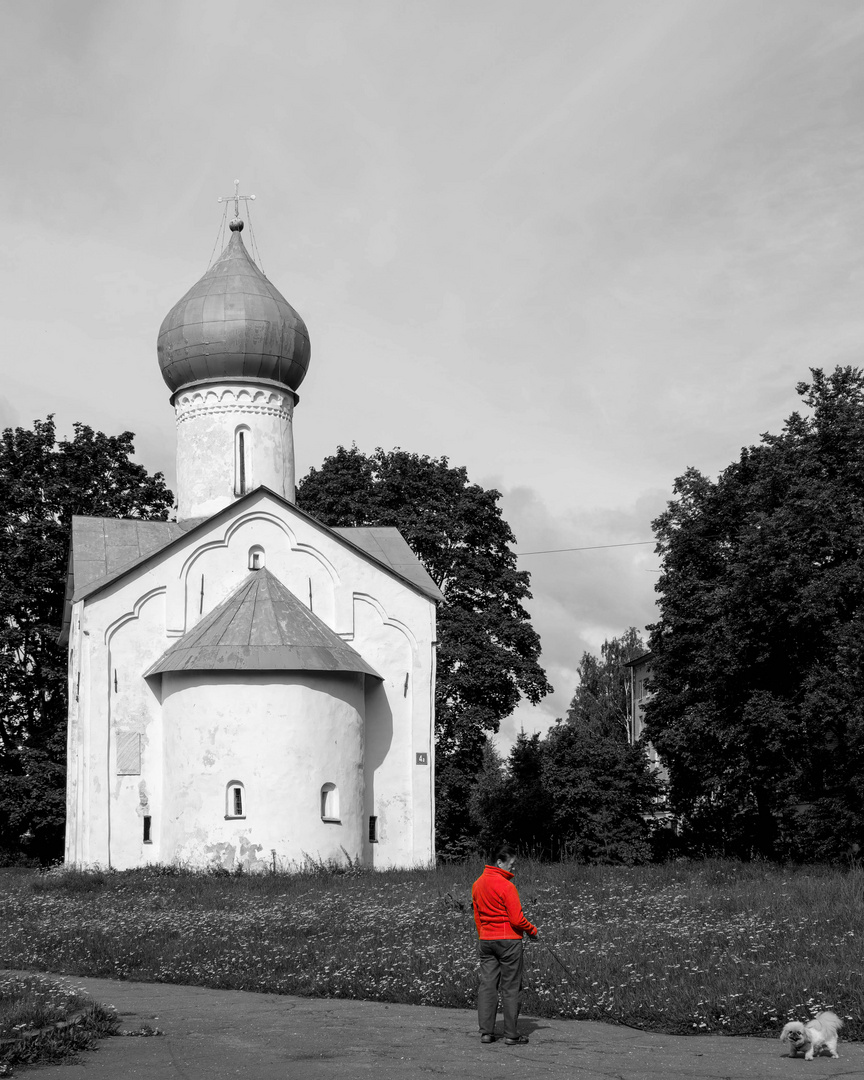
[66,489,437,870]
[160,671,366,870]
[174,382,297,520]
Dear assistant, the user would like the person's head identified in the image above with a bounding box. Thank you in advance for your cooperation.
[489,844,517,872]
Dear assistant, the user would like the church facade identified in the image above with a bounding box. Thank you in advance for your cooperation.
[62,217,441,871]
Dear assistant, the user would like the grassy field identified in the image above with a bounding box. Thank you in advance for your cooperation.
[0,971,119,1069]
[0,859,860,1039]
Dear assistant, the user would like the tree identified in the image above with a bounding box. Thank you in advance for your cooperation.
[468,731,555,857]
[646,367,864,860]
[296,445,552,852]
[538,629,660,863]
[565,627,646,740]
[0,417,174,863]
[541,717,659,864]
[467,741,510,856]
[466,632,661,864]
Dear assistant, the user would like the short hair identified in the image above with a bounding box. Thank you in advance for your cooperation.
[489,844,517,865]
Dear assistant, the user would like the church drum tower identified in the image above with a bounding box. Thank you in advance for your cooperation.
[62,204,441,871]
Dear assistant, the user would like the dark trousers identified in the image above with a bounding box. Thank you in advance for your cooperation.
[477,938,524,1039]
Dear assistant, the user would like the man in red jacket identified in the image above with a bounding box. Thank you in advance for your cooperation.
[471,844,538,1045]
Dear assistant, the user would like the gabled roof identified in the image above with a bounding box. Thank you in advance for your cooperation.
[146,567,381,679]
[60,486,443,643]
[71,517,186,594]
[332,526,441,599]
[60,518,186,645]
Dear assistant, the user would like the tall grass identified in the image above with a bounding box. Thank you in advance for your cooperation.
[1,860,860,1038]
[0,972,119,1069]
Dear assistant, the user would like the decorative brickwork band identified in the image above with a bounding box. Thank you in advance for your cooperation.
[175,385,294,424]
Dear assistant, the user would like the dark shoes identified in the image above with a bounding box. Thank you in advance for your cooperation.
[480,1034,496,1044]
[504,1035,529,1045]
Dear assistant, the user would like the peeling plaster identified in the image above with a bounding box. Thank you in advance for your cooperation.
[67,490,436,871]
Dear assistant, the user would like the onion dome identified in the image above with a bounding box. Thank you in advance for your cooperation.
[157,222,310,395]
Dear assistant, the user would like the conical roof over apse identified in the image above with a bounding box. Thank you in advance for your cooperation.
[145,567,380,679]
[156,224,311,395]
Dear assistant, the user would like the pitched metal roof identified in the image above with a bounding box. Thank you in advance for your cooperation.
[332,526,443,600]
[60,517,186,644]
[66,488,443,609]
[71,517,186,593]
[146,568,381,679]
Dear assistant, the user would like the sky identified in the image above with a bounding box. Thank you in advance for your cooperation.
[3,0,864,749]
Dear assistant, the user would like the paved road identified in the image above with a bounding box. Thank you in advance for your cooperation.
[7,972,862,1079]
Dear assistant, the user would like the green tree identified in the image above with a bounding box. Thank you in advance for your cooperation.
[506,731,554,852]
[0,417,174,863]
[296,445,552,852]
[537,629,660,863]
[468,731,555,857]
[466,632,660,864]
[467,741,510,856]
[541,718,659,864]
[646,367,864,860]
[566,627,646,740]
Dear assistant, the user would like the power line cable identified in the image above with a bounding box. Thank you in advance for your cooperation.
[515,540,655,556]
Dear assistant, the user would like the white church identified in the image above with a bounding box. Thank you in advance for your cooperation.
[61,213,441,871]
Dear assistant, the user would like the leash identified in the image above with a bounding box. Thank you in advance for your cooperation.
[536,940,579,987]
[450,889,580,989]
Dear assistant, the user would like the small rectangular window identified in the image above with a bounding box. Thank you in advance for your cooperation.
[117,732,142,775]
[233,787,243,816]
[143,815,152,843]
[369,816,378,843]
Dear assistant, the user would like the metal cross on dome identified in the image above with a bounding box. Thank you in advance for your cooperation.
[218,179,256,219]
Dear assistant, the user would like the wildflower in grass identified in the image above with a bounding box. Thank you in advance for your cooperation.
[1,861,862,1038]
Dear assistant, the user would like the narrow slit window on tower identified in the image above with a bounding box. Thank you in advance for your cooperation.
[234,427,251,495]
[369,816,378,843]
[238,431,246,493]
[143,815,152,844]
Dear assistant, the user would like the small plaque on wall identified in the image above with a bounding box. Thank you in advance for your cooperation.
[415,752,428,765]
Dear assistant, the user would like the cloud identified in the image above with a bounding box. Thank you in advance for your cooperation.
[4,1,864,760]
[0,397,19,431]
[489,483,666,750]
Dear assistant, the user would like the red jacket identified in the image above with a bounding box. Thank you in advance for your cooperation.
[471,865,537,940]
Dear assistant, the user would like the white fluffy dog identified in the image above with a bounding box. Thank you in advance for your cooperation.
[780,1011,843,1059]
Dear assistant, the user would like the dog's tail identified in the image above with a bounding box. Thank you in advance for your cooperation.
[816,1010,843,1029]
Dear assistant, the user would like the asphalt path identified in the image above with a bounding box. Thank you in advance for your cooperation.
[6,972,862,1080]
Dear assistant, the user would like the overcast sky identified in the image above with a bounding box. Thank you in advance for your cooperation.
[3,1,864,750]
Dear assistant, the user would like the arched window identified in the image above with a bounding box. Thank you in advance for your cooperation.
[248,545,265,571]
[234,426,251,495]
[320,783,340,822]
[226,781,246,819]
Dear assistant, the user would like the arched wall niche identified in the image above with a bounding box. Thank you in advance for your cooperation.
[180,512,339,631]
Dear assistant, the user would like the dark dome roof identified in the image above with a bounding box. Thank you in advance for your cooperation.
[157,228,310,395]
